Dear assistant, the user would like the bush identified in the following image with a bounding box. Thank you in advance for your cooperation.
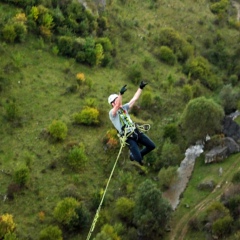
[127,64,142,85]
[205,201,230,223]
[13,166,30,187]
[158,166,178,190]
[48,120,68,141]
[3,232,18,240]
[94,224,121,240]
[133,179,172,239]
[39,226,63,240]
[210,0,229,14]
[156,27,193,62]
[13,22,27,42]
[219,84,238,114]
[54,197,90,231]
[232,170,240,183]
[183,56,211,82]
[0,214,16,238]
[83,37,98,66]
[163,123,178,142]
[67,144,88,170]
[212,215,233,237]
[2,24,16,43]
[161,138,182,167]
[157,46,176,65]
[73,107,99,125]
[57,36,74,57]
[182,84,193,102]
[53,197,79,226]
[115,197,135,223]
[141,91,153,108]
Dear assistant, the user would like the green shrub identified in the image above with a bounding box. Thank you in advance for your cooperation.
[72,37,86,56]
[13,22,27,42]
[3,232,18,240]
[95,43,104,66]
[70,203,90,230]
[13,166,30,187]
[212,215,233,237]
[141,91,153,108]
[115,197,135,222]
[2,24,16,43]
[57,36,74,57]
[84,37,97,66]
[53,197,79,226]
[155,27,193,62]
[210,0,229,14]
[229,74,238,86]
[53,198,89,230]
[39,226,62,240]
[161,138,182,167]
[94,224,121,240]
[157,46,176,65]
[48,120,68,141]
[158,166,178,190]
[76,51,86,63]
[205,201,230,223]
[73,107,99,125]
[232,170,240,183]
[182,84,193,102]
[219,84,238,114]
[96,37,113,52]
[67,144,88,170]
[163,123,178,142]
[183,56,211,81]
[133,179,172,239]
[127,64,142,85]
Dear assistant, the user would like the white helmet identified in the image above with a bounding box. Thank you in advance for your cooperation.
[108,94,118,105]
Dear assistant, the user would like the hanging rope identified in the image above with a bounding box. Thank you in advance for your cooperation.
[86,123,150,240]
[86,127,133,240]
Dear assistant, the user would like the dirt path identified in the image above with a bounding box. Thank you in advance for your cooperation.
[167,160,239,240]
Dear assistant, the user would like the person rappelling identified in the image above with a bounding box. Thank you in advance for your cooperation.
[108,81,156,166]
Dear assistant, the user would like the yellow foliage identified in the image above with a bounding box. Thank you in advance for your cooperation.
[40,25,52,39]
[38,211,45,222]
[0,214,16,238]
[76,73,85,85]
[14,13,27,23]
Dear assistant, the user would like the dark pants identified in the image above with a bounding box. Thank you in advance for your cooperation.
[126,129,155,163]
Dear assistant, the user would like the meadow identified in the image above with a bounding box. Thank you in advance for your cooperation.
[1,0,240,239]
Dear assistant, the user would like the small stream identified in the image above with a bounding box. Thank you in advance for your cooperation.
[163,110,240,210]
[163,143,204,210]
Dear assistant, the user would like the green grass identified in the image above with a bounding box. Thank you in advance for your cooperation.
[1,0,240,239]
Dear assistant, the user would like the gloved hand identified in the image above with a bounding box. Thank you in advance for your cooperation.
[139,80,148,89]
[120,85,127,95]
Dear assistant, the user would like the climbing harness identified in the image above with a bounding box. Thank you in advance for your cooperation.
[86,123,150,240]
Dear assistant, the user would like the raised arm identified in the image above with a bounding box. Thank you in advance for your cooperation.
[111,85,127,116]
[128,81,148,109]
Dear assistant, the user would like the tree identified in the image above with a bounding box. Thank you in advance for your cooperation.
[133,179,172,239]
[180,96,224,144]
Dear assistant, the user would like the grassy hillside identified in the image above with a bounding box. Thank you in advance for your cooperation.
[1,0,240,239]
